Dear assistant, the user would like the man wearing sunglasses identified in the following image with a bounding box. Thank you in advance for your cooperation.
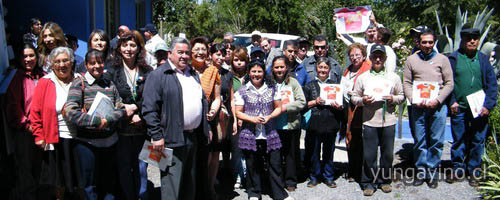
[446,25,498,186]
[303,35,342,84]
[403,29,454,189]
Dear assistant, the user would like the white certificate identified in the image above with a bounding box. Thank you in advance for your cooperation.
[466,90,485,118]
[279,85,294,106]
[412,81,439,104]
[364,77,392,101]
[320,84,343,106]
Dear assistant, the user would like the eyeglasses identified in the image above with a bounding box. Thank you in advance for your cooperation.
[420,41,434,45]
[314,45,327,50]
[463,35,480,41]
[192,48,207,53]
[53,59,70,65]
[349,54,363,58]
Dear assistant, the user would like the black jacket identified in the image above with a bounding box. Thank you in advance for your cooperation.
[303,79,343,133]
[141,62,209,147]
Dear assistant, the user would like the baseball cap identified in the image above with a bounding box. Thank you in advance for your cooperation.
[410,25,430,36]
[370,44,386,54]
[297,37,310,45]
[250,46,264,55]
[154,42,169,53]
[460,23,480,37]
[140,24,157,32]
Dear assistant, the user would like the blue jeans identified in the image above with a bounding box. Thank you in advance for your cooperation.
[451,107,488,177]
[412,104,447,179]
[307,130,337,182]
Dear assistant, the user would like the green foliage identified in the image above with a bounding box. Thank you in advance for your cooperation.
[152,0,499,67]
[480,98,500,199]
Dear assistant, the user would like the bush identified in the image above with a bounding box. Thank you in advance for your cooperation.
[479,97,500,199]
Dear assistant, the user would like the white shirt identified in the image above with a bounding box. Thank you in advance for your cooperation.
[234,82,280,139]
[145,34,166,55]
[340,71,358,103]
[169,59,203,130]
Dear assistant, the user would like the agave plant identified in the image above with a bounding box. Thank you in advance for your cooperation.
[434,6,497,56]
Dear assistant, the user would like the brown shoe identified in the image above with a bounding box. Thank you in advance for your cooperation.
[380,184,392,193]
[363,189,375,196]
[469,176,480,187]
[286,186,296,192]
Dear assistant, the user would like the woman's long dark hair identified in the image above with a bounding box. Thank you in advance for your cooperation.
[270,55,292,84]
[244,59,273,87]
[18,43,40,70]
[87,29,111,59]
[112,31,150,70]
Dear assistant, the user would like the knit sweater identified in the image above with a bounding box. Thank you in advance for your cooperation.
[403,53,454,104]
[63,72,125,139]
[237,83,281,152]
[351,71,405,127]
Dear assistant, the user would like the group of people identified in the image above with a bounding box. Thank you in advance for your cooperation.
[4,15,498,200]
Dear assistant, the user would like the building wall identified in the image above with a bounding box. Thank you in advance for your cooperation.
[4,0,153,60]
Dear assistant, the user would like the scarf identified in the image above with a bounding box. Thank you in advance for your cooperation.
[200,65,221,101]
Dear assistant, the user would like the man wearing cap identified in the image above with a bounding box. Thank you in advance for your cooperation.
[153,42,170,68]
[250,46,265,62]
[352,44,405,196]
[247,30,262,57]
[447,26,498,186]
[142,23,166,56]
[303,35,342,83]
[296,37,310,64]
[403,29,454,188]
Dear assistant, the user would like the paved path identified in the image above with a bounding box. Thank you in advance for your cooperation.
[147,137,480,200]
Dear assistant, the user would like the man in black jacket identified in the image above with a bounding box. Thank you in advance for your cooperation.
[142,37,209,200]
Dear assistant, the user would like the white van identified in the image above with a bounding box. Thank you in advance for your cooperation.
[233,33,300,49]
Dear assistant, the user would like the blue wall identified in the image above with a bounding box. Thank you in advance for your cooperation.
[5,0,153,59]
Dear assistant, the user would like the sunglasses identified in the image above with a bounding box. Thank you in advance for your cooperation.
[314,45,327,50]
[420,40,434,45]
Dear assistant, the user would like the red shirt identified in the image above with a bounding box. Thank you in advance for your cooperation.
[6,69,43,130]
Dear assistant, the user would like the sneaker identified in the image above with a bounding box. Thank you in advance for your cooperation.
[380,184,392,193]
[427,178,438,189]
[413,177,425,186]
[234,177,242,189]
[468,176,480,187]
[324,180,337,188]
[284,196,295,200]
[307,180,319,188]
[249,197,259,200]
[363,189,375,196]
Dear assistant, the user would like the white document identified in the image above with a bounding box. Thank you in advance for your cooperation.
[279,85,294,106]
[320,84,343,106]
[87,92,115,119]
[412,81,439,104]
[138,140,173,171]
[466,90,485,118]
[364,77,392,101]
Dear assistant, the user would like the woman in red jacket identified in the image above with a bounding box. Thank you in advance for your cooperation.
[6,43,45,200]
[30,46,80,199]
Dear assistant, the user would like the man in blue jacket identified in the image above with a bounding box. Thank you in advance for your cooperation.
[447,26,498,187]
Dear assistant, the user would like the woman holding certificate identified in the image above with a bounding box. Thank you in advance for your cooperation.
[270,56,306,192]
[340,43,372,182]
[235,60,292,200]
[104,31,153,200]
[64,49,134,199]
[351,44,404,196]
[302,57,343,188]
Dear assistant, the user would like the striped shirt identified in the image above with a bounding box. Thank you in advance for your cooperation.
[64,72,125,147]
